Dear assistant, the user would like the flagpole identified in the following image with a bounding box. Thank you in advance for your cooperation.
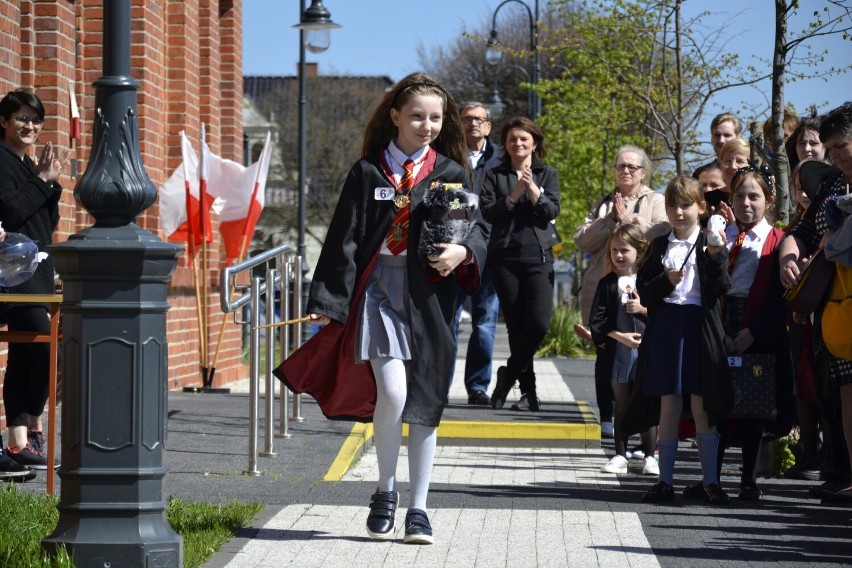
[181,132,208,388]
[209,135,269,379]
[199,125,210,386]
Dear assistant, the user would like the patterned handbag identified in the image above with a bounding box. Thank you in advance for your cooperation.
[726,354,777,420]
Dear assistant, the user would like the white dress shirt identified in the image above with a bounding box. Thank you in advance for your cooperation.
[378,141,430,256]
[662,227,702,306]
[725,218,772,298]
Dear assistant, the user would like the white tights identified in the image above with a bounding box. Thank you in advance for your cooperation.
[370,357,437,511]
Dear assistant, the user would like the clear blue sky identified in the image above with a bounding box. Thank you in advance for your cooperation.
[243,0,851,150]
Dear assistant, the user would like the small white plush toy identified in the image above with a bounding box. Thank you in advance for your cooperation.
[706,214,727,246]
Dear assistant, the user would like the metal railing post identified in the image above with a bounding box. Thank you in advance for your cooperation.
[245,275,263,476]
[260,267,278,457]
[277,258,292,438]
[291,255,305,422]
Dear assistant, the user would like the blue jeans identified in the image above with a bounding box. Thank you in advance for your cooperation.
[452,267,499,394]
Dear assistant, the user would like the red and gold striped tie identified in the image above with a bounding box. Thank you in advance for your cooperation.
[727,222,755,274]
[386,159,415,255]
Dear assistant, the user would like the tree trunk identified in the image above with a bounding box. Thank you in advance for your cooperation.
[674,0,685,175]
[771,0,791,224]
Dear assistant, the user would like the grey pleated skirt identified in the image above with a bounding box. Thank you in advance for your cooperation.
[357,254,412,362]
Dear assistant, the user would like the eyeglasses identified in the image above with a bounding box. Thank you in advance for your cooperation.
[461,116,488,125]
[13,115,44,127]
[614,164,643,173]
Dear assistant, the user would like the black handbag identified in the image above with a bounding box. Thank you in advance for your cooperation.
[727,353,777,420]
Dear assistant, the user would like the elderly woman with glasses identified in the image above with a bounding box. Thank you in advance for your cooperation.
[573,144,670,438]
[0,89,69,478]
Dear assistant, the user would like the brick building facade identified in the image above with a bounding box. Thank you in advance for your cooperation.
[0,0,246,429]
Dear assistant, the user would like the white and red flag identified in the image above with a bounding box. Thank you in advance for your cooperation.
[218,131,272,264]
[68,81,80,143]
[159,129,243,252]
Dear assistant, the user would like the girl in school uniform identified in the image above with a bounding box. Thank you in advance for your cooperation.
[590,223,659,477]
[709,165,793,501]
[276,73,487,544]
[624,175,734,504]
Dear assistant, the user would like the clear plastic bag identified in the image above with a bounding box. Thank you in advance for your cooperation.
[0,232,47,287]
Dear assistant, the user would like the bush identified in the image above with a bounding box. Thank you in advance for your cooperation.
[536,306,595,358]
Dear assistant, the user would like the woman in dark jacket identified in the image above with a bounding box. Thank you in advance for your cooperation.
[0,89,68,473]
[481,117,561,411]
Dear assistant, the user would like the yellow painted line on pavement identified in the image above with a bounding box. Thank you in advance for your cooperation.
[324,423,374,482]
[324,403,600,481]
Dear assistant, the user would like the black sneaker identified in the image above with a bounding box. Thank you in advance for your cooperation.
[5,445,49,470]
[738,483,762,501]
[366,490,398,540]
[0,451,35,482]
[467,391,491,406]
[511,393,541,412]
[642,481,675,503]
[28,431,45,455]
[490,367,515,410]
[403,508,434,544]
[682,481,705,499]
[704,483,730,504]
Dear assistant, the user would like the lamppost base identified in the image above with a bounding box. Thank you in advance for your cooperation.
[43,511,182,567]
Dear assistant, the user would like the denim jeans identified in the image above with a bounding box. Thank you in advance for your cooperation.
[452,267,499,394]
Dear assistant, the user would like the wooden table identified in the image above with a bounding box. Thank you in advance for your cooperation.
[0,294,62,494]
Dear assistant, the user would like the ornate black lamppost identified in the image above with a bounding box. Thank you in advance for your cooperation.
[485,0,541,119]
[42,1,182,565]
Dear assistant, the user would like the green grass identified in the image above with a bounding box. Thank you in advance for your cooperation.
[0,484,262,568]
[536,305,596,358]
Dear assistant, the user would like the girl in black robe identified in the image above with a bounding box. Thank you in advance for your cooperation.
[276,73,487,544]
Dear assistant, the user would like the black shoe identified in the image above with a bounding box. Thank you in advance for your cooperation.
[738,483,762,501]
[704,483,730,505]
[821,488,852,505]
[0,452,35,482]
[467,391,491,406]
[5,445,50,470]
[511,393,541,411]
[642,481,675,503]
[682,481,705,499]
[490,367,515,410]
[403,508,434,544]
[366,490,398,540]
[28,431,45,455]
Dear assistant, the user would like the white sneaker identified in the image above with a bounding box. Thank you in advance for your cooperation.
[460,309,472,322]
[601,455,629,474]
[642,456,660,476]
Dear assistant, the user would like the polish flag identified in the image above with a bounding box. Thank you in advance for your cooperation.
[69,81,80,143]
[158,130,243,251]
[219,131,272,264]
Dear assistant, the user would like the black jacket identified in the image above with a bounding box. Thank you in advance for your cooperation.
[589,271,647,382]
[480,159,561,263]
[0,142,61,296]
[622,230,734,434]
[289,151,488,427]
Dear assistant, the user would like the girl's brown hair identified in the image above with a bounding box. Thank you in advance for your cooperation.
[664,175,705,209]
[604,223,650,273]
[361,72,467,170]
[730,168,776,224]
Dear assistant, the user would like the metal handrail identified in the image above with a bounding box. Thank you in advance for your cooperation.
[219,244,304,475]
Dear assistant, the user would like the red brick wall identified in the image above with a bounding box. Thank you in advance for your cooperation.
[0,0,246,429]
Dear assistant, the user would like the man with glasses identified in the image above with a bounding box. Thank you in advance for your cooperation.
[452,103,502,405]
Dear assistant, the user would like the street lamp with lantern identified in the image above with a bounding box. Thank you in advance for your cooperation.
[485,0,541,119]
[291,0,341,271]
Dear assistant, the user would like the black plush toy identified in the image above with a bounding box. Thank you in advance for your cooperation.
[417,182,479,266]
